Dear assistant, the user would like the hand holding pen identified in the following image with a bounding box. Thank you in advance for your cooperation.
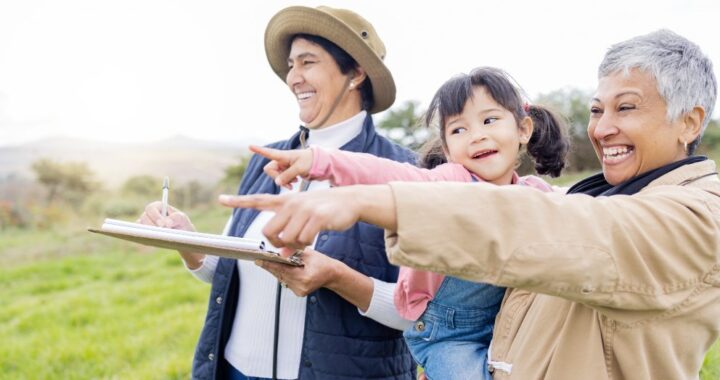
[136,176,203,269]
[137,176,194,232]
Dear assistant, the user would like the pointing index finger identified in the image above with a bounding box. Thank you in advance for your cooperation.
[250,145,286,162]
[218,194,287,211]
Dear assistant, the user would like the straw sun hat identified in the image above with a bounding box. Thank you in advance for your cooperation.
[264,6,396,114]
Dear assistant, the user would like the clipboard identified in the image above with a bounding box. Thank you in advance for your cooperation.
[88,218,303,266]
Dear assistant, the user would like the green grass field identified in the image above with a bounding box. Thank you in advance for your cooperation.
[2,204,720,379]
[0,207,227,379]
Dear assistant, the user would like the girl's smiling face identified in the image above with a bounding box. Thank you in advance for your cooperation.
[443,86,533,185]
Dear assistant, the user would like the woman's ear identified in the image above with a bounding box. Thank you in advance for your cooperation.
[519,116,534,144]
[349,67,368,90]
[679,105,705,146]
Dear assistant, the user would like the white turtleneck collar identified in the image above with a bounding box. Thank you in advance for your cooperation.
[305,110,367,149]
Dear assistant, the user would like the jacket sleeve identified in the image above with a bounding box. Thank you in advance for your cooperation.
[384,181,720,318]
[309,146,472,185]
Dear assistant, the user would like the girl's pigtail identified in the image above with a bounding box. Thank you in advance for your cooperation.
[418,96,448,169]
[526,105,570,177]
[418,136,447,169]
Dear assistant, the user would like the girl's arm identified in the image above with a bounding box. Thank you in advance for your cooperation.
[251,145,472,187]
[310,146,473,185]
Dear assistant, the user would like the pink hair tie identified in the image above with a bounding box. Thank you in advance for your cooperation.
[523,103,531,113]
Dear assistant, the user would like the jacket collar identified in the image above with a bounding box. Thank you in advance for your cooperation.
[284,113,377,152]
[646,160,719,189]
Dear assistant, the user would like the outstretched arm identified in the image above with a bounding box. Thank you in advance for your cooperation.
[219,184,397,251]
[251,145,472,188]
[221,179,720,316]
[382,181,720,315]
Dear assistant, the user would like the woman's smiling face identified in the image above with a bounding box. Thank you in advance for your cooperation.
[588,69,689,185]
[285,38,358,129]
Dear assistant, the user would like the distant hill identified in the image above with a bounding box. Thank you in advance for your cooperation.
[0,135,262,188]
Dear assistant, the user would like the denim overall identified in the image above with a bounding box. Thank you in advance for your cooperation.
[403,276,504,380]
[402,175,505,380]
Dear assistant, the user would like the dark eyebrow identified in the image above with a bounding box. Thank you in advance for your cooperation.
[287,52,317,65]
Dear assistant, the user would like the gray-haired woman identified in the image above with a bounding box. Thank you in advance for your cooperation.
[223,29,720,379]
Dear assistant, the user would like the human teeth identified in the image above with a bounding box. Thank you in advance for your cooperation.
[297,92,314,100]
[603,146,631,158]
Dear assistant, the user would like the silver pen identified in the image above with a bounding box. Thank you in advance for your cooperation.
[161,177,169,217]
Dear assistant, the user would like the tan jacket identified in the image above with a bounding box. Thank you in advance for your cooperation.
[385,160,720,379]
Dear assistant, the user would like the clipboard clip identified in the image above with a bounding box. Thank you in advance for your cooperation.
[288,250,304,266]
[266,247,304,266]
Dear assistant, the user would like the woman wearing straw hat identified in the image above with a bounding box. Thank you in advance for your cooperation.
[139,5,416,380]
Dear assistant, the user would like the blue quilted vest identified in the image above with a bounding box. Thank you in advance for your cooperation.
[192,115,417,379]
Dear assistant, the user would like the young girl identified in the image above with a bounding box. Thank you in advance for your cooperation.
[252,67,570,379]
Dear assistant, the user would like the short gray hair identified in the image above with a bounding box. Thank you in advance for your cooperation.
[598,29,717,154]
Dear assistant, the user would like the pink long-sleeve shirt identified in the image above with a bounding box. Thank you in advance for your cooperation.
[307,146,554,320]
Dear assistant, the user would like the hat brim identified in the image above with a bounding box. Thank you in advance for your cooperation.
[264,6,395,114]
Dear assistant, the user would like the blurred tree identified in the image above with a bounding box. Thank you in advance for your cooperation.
[122,175,161,198]
[0,200,24,229]
[697,118,720,156]
[172,180,213,210]
[31,159,64,203]
[31,159,98,206]
[186,180,212,208]
[62,162,99,208]
[219,155,250,193]
[377,100,429,150]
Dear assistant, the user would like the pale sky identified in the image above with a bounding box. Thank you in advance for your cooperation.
[0,0,718,146]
